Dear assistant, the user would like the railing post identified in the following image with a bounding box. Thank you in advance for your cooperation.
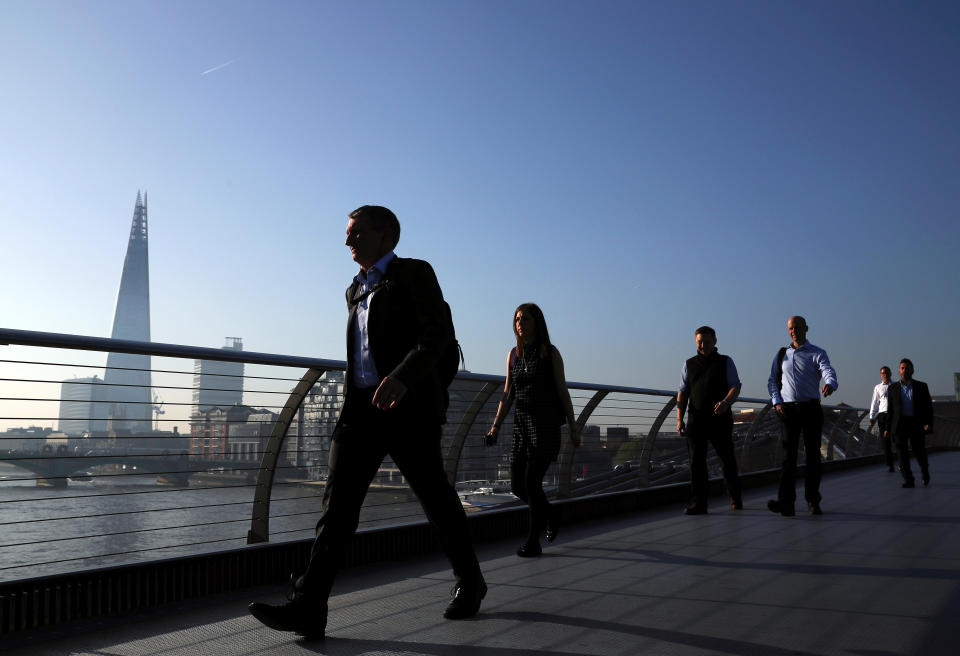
[638,397,677,489]
[852,410,869,456]
[838,408,856,457]
[557,389,608,498]
[247,367,325,544]
[741,402,775,472]
[444,381,502,485]
[824,407,852,462]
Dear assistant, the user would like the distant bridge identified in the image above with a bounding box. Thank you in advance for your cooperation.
[0,448,253,488]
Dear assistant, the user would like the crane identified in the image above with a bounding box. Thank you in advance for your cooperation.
[152,392,166,432]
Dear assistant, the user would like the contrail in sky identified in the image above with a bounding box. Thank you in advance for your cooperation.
[200,58,241,76]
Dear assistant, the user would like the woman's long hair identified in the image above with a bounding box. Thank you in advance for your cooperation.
[513,303,552,359]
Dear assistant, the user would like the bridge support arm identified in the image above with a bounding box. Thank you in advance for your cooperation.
[637,396,677,487]
[444,381,503,485]
[740,402,775,472]
[852,410,869,456]
[825,407,855,461]
[557,389,608,498]
[247,367,325,544]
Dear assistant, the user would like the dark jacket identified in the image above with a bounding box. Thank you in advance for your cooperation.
[887,379,934,436]
[342,256,450,425]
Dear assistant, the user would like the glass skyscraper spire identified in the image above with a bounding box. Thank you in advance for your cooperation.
[102,191,152,434]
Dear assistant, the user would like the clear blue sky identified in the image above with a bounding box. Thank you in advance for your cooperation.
[2,0,958,407]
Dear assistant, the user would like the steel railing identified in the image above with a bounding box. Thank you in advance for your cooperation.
[3,326,948,584]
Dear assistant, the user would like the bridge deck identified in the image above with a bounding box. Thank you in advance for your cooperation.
[4,452,959,656]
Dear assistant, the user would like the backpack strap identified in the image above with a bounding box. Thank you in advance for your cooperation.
[348,280,388,307]
[776,346,789,391]
[347,256,407,307]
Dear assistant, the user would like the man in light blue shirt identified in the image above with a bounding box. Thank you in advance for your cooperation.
[766,316,838,517]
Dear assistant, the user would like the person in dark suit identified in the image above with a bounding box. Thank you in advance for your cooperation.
[249,205,485,638]
[885,358,934,488]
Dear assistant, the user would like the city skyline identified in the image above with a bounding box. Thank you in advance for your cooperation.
[1,1,958,421]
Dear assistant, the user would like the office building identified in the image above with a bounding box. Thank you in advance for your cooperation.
[193,337,245,412]
[57,375,108,436]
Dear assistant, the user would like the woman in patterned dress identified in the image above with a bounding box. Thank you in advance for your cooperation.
[486,303,580,557]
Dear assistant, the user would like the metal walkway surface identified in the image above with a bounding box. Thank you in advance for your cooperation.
[4,452,960,656]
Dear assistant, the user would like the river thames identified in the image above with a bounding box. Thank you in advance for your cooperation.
[0,462,433,583]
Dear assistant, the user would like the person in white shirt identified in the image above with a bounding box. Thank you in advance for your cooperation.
[868,366,894,472]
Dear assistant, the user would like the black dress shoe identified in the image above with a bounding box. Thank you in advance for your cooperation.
[444,576,487,619]
[902,481,915,488]
[516,543,542,557]
[248,597,327,638]
[683,504,708,515]
[808,502,823,515]
[767,499,795,517]
[545,519,559,543]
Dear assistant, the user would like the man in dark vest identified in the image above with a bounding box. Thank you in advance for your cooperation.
[249,205,485,638]
[885,358,934,488]
[676,325,743,514]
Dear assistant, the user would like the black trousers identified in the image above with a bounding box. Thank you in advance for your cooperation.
[299,389,481,600]
[777,400,823,506]
[511,447,555,547]
[876,412,894,469]
[894,417,929,484]
[685,411,741,507]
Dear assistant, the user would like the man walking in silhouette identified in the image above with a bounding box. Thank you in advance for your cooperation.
[249,206,485,638]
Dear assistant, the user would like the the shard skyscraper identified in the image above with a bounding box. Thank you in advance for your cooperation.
[102,191,152,435]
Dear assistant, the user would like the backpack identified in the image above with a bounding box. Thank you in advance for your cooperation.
[776,346,788,391]
[438,300,464,388]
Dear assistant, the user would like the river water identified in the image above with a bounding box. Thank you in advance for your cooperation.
[0,462,434,583]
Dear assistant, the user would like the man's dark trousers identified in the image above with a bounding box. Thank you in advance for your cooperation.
[686,411,741,507]
[298,387,481,599]
[777,400,823,506]
[894,416,929,484]
[876,412,894,469]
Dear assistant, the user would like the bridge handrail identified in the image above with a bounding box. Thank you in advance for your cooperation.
[0,327,341,370]
[0,326,849,410]
[0,325,883,582]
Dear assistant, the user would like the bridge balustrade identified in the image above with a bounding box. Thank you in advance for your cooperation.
[0,326,896,584]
